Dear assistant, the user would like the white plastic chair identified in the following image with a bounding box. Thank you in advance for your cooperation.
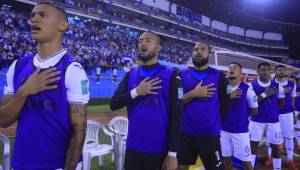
[108,116,128,170]
[0,133,10,170]
[108,116,128,137]
[83,120,114,170]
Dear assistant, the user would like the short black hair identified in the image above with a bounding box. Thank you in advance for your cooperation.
[257,62,271,69]
[275,65,286,70]
[229,62,242,69]
[143,31,162,45]
[37,0,68,21]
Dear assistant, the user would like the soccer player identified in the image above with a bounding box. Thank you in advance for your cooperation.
[96,65,101,84]
[1,1,89,169]
[110,31,182,170]
[177,41,229,170]
[112,67,118,84]
[249,62,284,170]
[274,65,298,169]
[221,62,258,170]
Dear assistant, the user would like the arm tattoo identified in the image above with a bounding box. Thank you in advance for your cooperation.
[64,103,87,170]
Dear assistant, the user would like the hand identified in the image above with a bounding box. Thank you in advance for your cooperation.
[136,77,162,96]
[230,88,242,99]
[19,67,60,96]
[284,87,292,93]
[162,156,177,170]
[264,87,278,96]
[192,81,216,98]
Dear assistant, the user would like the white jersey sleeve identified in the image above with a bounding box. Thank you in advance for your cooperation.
[3,60,17,95]
[65,62,90,104]
[247,87,258,108]
[278,84,285,98]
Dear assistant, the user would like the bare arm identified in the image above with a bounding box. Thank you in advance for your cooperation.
[64,103,87,170]
[0,94,24,128]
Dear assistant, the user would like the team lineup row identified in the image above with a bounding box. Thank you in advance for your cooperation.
[0,1,299,170]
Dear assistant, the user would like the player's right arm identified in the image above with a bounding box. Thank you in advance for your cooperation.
[0,63,60,128]
[110,73,162,110]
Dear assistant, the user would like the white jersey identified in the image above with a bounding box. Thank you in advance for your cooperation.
[96,67,101,75]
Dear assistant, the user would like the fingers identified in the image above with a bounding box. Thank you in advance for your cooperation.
[44,77,61,84]
[150,79,162,86]
[151,86,162,90]
[205,83,214,88]
[147,86,162,95]
[42,85,58,90]
[206,87,216,92]
[148,91,159,95]
[196,80,203,87]
[148,77,161,83]
[141,77,150,83]
[40,67,57,75]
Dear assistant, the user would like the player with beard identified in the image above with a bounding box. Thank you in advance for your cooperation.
[110,31,182,170]
[274,65,298,170]
[221,62,258,170]
[249,62,285,170]
[177,41,230,170]
[1,1,89,169]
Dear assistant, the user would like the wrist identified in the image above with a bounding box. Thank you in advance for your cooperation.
[261,92,267,98]
[130,88,138,99]
[168,151,177,157]
[17,86,29,98]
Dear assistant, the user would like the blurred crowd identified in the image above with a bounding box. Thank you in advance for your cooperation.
[0,5,192,74]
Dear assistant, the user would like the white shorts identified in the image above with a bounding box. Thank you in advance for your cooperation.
[220,131,251,161]
[249,121,282,145]
[279,112,294,138]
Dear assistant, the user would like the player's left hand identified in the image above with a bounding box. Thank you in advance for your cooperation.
[284,87,292,93]
[162,156,177,170]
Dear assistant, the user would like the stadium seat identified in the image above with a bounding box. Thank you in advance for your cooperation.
[108,116,128,170]
[108,116,128,137]
[83,120,114,170]
[0,133,10,170]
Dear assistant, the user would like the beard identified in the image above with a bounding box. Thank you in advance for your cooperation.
[277,75,285,78]
[192,57,209,67]
[137,50,156,62]
[227,72,236,80]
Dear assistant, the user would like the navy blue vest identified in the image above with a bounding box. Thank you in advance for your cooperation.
[12,53,75,169]
[279,80,294,114]
[181,67,222,136]
[126,65,174,154]
[251,80,280,123]
[222,82,251,133]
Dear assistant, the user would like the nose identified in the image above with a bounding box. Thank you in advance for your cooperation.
[30,14,39,24]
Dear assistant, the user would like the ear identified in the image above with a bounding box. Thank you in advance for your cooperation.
[59,21,68,32]
[157,45,161,52]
